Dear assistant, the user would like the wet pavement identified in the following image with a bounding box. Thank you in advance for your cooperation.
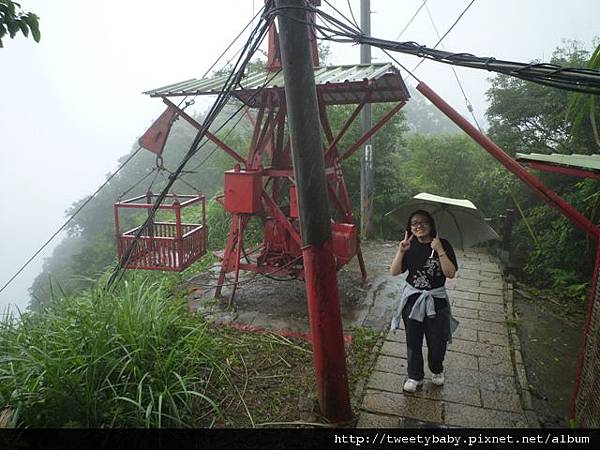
[185,240,402,334]
[357,248,540,428]
[185,241,539,428]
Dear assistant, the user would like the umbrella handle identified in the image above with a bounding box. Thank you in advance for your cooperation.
[429,248,435,258]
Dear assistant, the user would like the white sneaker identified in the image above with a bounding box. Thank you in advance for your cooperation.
[403,378,424,393]
[431,372,445,386]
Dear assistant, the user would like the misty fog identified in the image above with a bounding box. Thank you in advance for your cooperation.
[1,0,598,312]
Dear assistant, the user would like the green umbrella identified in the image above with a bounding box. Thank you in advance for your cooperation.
[385,192,500,250]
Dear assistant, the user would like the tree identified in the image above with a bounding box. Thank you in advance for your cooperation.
[28,106,253,308]
[486,40,597,157]
[0,0,40,48]
[399,134,503,211]
[485,40,600,290]
[567,42,600,150]
[402,86,460,136]
[329,103,409,238]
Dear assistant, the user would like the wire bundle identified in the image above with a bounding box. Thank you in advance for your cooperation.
[6,0,600,297]
[106,7,276,288]
[268,2,600,95]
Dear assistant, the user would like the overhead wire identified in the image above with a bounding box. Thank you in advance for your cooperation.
[163,167,201,192]
[276,4,600,95]
[2,4,272,297]
[168,5,277,186]
[322,0,352,25]
[116,21,257,200]
[187,108,249,173]
[118,166,157,199]
[18,1,600,297]
[201,4,266,79]
[139,4,269,192]
[0,146,143,296]
[423,1,482,131]
[412,0,476,72]
[178,69,280,183]
[345,0,360,31]
[394,0,427,41]
[106,6,275,289]
[118,10,279,278]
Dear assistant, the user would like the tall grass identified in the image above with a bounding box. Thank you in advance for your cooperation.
[0,273,232,427]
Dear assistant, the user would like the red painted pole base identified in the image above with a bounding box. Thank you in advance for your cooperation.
[303,240,353,423]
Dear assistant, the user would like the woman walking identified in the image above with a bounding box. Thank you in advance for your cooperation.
[389,210,459,392]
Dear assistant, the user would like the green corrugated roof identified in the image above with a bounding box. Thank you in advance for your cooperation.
[142,63,409,107]
[516,153,600,172]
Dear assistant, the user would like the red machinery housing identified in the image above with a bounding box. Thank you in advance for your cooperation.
[138,18,410,300]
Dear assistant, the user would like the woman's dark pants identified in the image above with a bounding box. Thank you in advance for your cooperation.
[402,297,449,380]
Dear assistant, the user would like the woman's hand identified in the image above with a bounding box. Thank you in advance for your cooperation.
[391,231,413,276]
[399,231,414,253]
[431,236,444,254]
[433,236,456,278]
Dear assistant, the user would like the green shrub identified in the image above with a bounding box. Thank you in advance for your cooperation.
[0,273,232,427]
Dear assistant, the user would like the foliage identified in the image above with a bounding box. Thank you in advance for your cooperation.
[330,102,410,236]
[400,135,490,205]
[2,267,387,427]
[403,86,460,135]
[29,106,250,309]
[485,40,600,289]
[13,37,600,428]
[1,273,233,427]
[346,327,381,389]
[487,40,597,157]
[0,0,39,48]
[29,40,600,309]
[567,42,600,150]
[511,178,599,289]
[30,80,412,305]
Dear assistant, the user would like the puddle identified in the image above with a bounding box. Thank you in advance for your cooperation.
[513,286,586,427]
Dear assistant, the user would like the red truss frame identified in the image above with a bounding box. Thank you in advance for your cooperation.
[134,13,409,301]
[157,85,407,301]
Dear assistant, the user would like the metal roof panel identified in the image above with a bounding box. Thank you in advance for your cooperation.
[516,153,600,171]
[142,63,409,107]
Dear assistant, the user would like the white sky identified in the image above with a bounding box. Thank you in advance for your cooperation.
[1,0,598,312]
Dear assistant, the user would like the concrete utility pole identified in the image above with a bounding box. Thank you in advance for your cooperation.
[360,0,373,238]
[275,0,353,423]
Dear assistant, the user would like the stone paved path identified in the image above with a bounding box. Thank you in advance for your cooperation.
[357,248,540,428]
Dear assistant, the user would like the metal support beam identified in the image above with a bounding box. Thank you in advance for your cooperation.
[324,91,372,161]
[416,81,600,240]
[521,161,600,181]
[162,98,245,164]
[275,0,352,423]
[340,101,406,161]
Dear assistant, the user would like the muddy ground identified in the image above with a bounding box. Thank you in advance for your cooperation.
[185,240,403,335]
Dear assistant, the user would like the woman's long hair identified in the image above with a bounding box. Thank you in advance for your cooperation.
[405,209,437,237]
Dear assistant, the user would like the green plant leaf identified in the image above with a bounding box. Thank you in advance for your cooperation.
[6,18,18,38]
[24,12,39,42]
[18,19,28,37]
[0,0,17,16]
